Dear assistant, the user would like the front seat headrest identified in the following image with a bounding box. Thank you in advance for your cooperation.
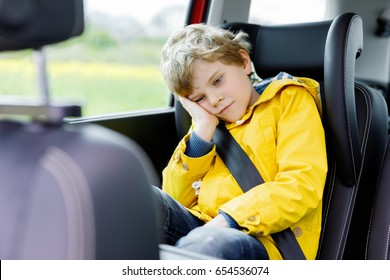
[0,0,84,51]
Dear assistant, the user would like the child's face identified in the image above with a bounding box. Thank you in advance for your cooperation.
[187,51,259,123]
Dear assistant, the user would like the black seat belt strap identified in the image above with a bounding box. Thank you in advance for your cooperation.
[214,123,306,260]
[214,125,263,193]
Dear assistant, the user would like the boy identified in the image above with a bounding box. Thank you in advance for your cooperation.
[153,23,327,259]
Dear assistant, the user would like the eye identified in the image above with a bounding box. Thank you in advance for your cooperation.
[194,96,205,103]
[213,75,223,86]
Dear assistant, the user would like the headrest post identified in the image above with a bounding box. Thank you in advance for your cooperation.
[34,47,50,105]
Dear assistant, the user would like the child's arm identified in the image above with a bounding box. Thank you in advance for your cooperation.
[162,135,217,208]
[161,96,219,208]
[185,131,214,157]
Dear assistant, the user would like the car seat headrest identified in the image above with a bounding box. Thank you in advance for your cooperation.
[0,0,84,51]
[220,21,332,81]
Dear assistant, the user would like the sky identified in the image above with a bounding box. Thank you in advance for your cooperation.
[84,0,327,26]
[84,0,187,24]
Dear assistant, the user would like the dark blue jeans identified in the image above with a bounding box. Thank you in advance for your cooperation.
[152,186,269,260]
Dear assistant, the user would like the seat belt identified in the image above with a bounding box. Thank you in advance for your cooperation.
[214,123,306,260]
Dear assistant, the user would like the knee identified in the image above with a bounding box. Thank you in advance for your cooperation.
[176,227,240,258]
[176,226,268,260]
[150,185,165,207]
[151,185,162,197]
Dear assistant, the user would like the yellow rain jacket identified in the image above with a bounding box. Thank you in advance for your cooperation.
[162,75,327,260]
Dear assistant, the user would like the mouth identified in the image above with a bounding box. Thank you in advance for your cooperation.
[219,102,234,115]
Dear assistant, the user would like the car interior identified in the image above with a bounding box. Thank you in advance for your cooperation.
[1,0,389,260]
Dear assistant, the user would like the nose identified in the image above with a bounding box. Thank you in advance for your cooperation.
[210,93,224,107]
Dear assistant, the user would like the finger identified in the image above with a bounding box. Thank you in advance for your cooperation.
[178,96,201,116]
[178,96,191,111]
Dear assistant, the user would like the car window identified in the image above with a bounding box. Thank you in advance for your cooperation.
[0,0,189,117]
[249,0,327,25]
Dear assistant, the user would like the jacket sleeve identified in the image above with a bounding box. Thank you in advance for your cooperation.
[219,86,328,236]
[162,131,217,208]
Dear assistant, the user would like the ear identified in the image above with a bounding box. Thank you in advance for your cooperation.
[238,49,252,75]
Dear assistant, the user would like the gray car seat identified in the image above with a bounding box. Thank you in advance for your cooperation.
[365,136,390,260]
[0,0,160,259]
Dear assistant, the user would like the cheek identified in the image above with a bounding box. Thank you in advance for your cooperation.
[198,102,215,115]
[235,79,254,102]
[234,73,252,90]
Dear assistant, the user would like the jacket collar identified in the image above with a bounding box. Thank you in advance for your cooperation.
[225,72,320,129]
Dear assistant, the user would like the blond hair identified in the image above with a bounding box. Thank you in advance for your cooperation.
[160,24,251,97]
